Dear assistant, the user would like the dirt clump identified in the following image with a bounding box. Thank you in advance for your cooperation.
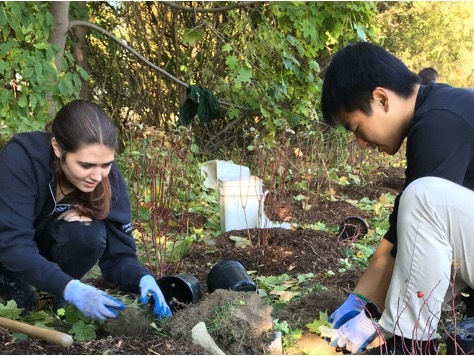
[107,302,155,337]
[166,289,273,354]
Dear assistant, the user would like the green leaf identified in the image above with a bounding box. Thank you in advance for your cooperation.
[0,41,13,57]
[287,112,301,126]
[58,79,69,96]
[72,72,81,88]
[24,310,50,322]
[0,300,23,319]
[24,67,34,79]
[69,320,97,341]
[225,55,238,70]
[33,42,49,50]
[227,107,239,120]
[64,51,75,63]
[0,8,7,28]
[17,95,27,108]
[33,322,54,330]
[167,236,192,262]
[12,332,29,341]
[222,43,232,52]
[308,60,320,72]
[63,304,85,323]
[235,67,252,87]
[30,93,37,111]
[274,319,290,334]
[182,29,203,45]
[77,66,89,81]
[0,60,8,74]
[257,274,289,287]
[45,11,54,27]
[190,143,199,154]
[0,87,12,104]
[306,311,329,334]
[271,284,289,293]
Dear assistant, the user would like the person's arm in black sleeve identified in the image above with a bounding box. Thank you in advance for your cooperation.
[99,164,150,292]
[0,142,73,297]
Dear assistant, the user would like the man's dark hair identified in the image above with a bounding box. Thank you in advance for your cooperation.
[321,42,421,126]
[418,67,439,85]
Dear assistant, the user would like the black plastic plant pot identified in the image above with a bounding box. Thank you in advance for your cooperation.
[207,258,257,293]
[338,216,368,242]
[157,274,202,313]
[446,317,474,354]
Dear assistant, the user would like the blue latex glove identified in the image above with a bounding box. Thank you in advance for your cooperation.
[139,275,172,318]
[329,292,367,328]
[64,280,125,320]
[331,309,378,354]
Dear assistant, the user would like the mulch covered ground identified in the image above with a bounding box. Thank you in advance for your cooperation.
[0,167,405,355]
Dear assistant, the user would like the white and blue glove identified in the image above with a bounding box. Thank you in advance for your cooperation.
[64,280,125,320]
[331,309,378,353]
[139,275,172,319]
[329,292,367,328]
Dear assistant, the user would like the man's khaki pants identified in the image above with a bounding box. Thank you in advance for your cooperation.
[380,177,474,340]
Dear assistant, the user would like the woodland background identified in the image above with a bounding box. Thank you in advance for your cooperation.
[2,1,472,238]
[1,2,474,354]
[1,1,473,143]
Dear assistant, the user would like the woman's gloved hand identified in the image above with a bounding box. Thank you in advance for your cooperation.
[331,309,378,354]
[329,292,367,328]
[64,280,125,320]
[139,275,172,319]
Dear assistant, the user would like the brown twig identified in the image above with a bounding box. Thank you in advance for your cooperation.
[159,1,264,13]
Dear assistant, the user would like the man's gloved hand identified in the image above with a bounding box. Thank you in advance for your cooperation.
[329,292,367,328]
[139,275,172,319]
[64,280,125,320]
[331,309,378,354]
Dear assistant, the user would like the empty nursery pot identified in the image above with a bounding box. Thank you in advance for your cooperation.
[157,274,202,312]
[446,317,474,354]
[207,258,257,293]
[338,216,368,242]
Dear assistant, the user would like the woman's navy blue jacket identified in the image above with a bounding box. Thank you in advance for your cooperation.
[0,131,150,297]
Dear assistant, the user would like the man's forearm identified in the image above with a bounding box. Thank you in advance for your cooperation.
[353,238,395,311]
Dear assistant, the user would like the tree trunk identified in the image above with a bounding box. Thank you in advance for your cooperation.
[71,2,90,99]
[47,1,70,116]
[48,1,70,72]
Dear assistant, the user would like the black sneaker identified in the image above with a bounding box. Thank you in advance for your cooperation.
[0,269,39,316]
[361,335,438,355]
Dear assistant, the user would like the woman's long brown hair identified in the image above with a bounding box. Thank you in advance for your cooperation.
[45,100,118,220]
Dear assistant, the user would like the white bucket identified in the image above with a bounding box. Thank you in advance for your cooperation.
[218,175,265,232]
[201,160,250,189]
